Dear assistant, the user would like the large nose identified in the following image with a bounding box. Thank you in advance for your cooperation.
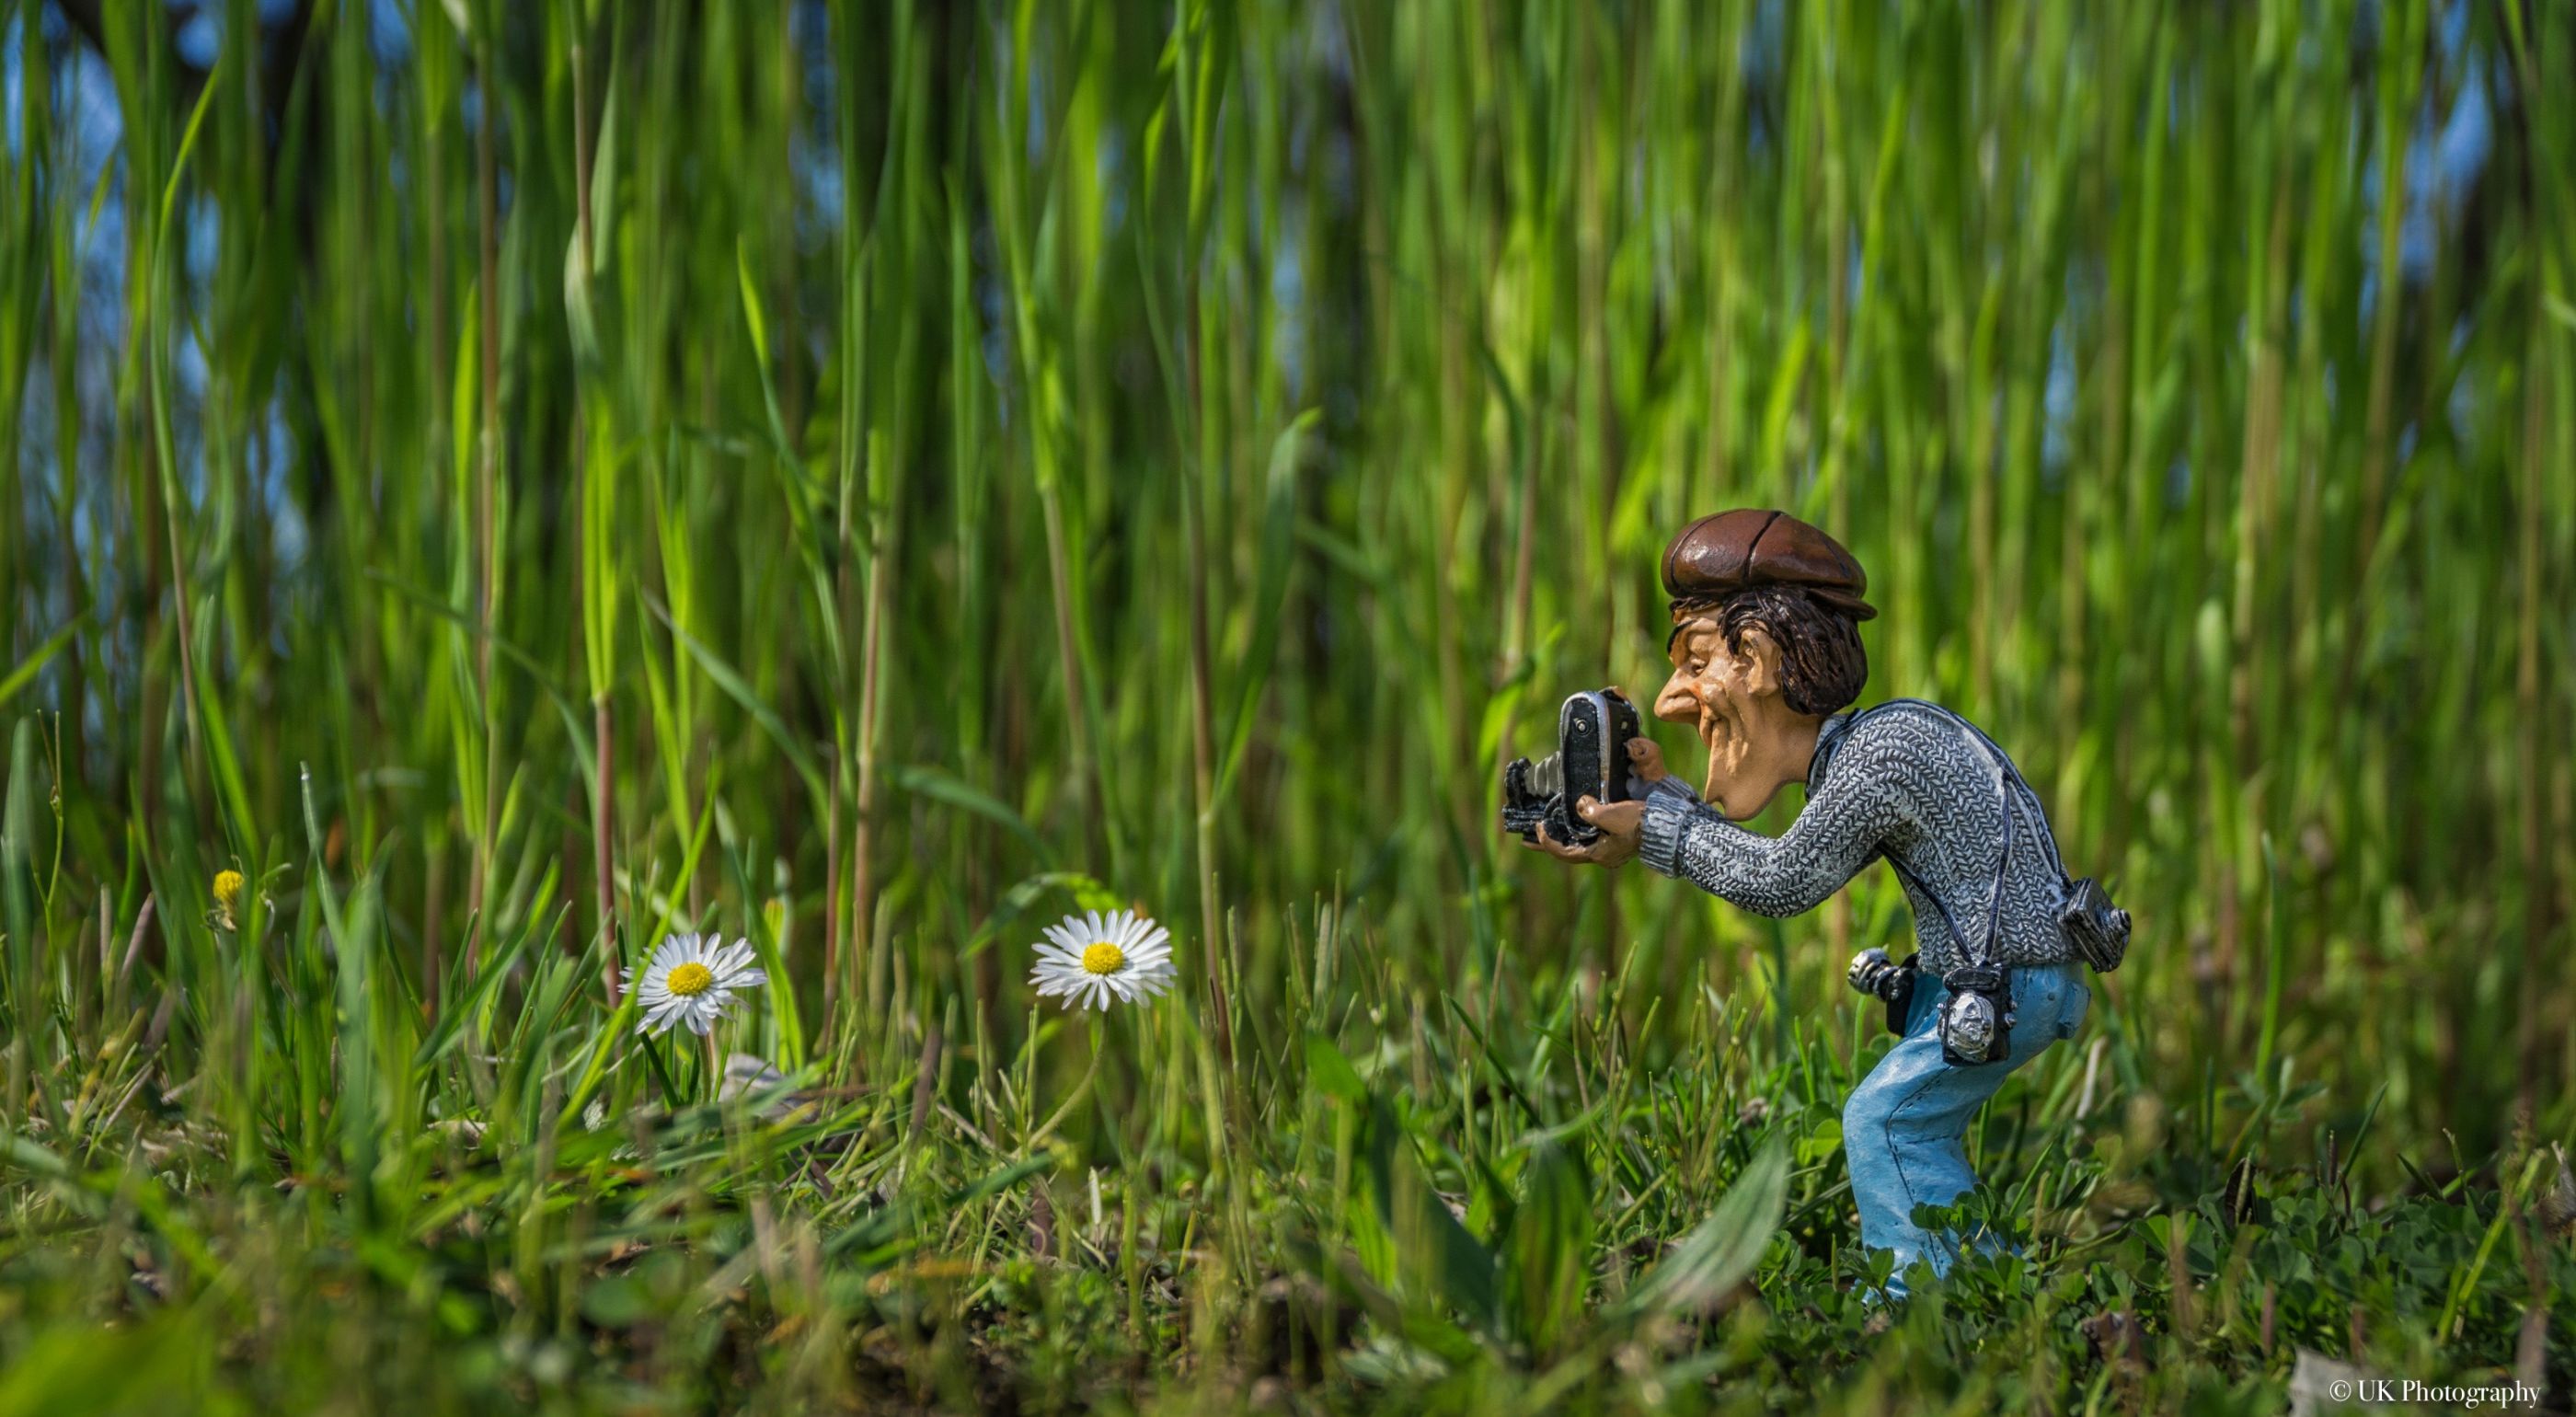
[1652,670,1697,725]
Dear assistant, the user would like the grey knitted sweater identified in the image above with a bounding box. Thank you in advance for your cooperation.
[1636,699,2079,976]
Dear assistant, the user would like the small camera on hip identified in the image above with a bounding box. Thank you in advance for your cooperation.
[1934,965,2013,1066]
[1846,947,1916,1038]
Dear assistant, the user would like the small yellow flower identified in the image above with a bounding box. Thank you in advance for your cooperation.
[213,870,245,929]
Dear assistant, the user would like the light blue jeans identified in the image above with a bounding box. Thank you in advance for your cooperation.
[1843,960,2091,1301]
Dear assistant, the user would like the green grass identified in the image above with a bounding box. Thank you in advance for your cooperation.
[1,0,2572,1411]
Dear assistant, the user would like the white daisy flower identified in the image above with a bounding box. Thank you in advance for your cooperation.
[627,932,767,1036]
[1029,908,1176,1011]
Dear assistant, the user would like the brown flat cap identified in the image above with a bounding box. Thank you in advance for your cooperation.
[1662,509,1875,621]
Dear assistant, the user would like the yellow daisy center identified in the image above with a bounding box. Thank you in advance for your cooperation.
[666,961,716,997]
[213,870,244,910]
[1081,941,1126,975]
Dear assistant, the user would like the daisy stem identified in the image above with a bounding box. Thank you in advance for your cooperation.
[639,1031,683,1112]
[1025,1017,1104,1154]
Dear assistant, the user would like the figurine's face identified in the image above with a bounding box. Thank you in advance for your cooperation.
[1654,614,1787,815]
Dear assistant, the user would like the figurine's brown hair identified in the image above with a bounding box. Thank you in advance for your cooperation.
[1668,585,1869,718]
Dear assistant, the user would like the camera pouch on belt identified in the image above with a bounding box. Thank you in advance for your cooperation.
[1880,956,1916,1038]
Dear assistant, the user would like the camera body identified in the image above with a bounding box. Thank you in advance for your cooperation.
[1502,688,1643,847]
[1933,964,2013,1066]
[2058,877,2131,973]
[1846,947,1917,1037]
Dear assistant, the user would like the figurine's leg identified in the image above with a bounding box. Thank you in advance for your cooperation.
[1844,963,2092,1302]
[1843,1023,1973,1300]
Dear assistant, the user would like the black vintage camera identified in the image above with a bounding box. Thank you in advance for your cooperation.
[1846,947,1917,1037]
[2059,877,2131,973]
[1933,963,2013,1066]
[1502,688,1643,847]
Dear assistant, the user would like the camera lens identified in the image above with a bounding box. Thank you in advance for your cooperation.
[1942,993,1996,1062]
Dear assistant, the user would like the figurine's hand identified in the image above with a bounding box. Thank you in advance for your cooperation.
[1626,736,1669,784]
[1576,796,1646,856]
[1523,796,1644,869]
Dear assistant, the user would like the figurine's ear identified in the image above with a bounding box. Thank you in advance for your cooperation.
[1736,626,1785,697]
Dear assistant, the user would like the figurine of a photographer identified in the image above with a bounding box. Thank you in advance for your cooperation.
[1513,509,2128,1302]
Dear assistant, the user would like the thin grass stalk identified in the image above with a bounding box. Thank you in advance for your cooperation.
[562,6,615,1007]
[822,0,859,1020]
[2502,0,2570,1122]
[2348,2,2419,684]
[145,64,211,801]
[42,22,85,796]
[2512,226,2550,1121]
[990,1,1107,876]
[851,441,891,1041]
[466,16,504,973]
[1177,0,1236,1083]
[841,0,909,1048]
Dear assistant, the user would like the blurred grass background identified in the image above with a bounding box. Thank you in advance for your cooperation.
[1,0,2571,1411]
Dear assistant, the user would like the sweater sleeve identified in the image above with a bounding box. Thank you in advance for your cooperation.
[1636,777,1704,875]
[1636,722,1917,918]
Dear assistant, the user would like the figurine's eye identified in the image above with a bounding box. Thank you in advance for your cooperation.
[1687,661,1706,675]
